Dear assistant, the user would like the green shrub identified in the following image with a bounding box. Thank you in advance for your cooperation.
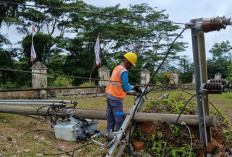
[51,77,72,87]
[0,81,20,89]
[79,81,95,87]
[144,93,196,114]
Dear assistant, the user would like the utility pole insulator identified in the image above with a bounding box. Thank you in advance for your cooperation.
[200,16,231,33]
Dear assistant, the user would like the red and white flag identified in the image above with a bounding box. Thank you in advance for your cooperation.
[30,41,36,62]
[94,35,101,66]
[32,25,36,37]
[30,25,36,62]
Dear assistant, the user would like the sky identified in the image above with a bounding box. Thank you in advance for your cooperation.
[84,0,232,61]
[1,0,232,62]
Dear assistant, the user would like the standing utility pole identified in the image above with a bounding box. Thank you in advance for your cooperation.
[190,16,231,147]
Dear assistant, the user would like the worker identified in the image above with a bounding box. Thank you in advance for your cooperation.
[105,52,141,132]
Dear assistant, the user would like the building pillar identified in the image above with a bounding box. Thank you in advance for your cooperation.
[31,61,48,89]
[170,72,179,85]
[214,72,222,80]
[140,69,150,85]
[192,74,195,84]
[98,66,110,86]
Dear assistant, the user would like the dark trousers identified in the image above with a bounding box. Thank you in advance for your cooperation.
[106,98,124,132]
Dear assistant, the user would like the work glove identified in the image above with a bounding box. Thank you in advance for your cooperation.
[133,85,142,94]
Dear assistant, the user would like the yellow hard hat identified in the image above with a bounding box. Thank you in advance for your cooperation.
[124,52,137,66]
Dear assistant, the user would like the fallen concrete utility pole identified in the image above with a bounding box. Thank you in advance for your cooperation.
[0,105,216,126]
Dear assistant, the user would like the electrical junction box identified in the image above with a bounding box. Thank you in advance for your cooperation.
[54,117,98,141]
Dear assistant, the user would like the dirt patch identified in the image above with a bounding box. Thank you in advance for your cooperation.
[139,122,157,134]
[132,139,144,152]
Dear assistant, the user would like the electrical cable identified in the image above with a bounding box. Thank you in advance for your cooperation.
[21,114,45,122]
[0,1,192,90]
[208,101,225,120]
[127,26,187,156]
[0,105,59,127]
[0,67,105,82]
[1,100,86,130]
[0,3,194,154]
[43,142,93,156]
[181,121,193,157]
[0,0,187,25]
[158,78,225,156]
[167,77,226,121]
[25,129,54,135]
[144,85,174,95]
[0,67,155,87]
[163,93,198,157]
[178,88,225,120]
[0,68,126,84]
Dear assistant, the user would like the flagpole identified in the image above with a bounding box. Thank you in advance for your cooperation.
[89,58,96,83]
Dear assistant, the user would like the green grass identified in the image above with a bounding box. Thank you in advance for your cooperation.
[208,92,232,114]
[0,89,231,156]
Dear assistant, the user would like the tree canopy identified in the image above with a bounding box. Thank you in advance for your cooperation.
[207,40,232,79]
[1,0,230,88]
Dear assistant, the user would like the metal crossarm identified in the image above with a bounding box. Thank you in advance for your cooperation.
[106,95,145,157]
[115,96,146,157]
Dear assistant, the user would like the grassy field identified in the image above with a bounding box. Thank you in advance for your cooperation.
[0,89,231,156]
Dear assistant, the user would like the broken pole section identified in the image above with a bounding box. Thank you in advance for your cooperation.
[0,105,216,126]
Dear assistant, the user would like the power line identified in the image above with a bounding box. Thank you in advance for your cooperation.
[0,67,116,83]
[0,68,155,86]
[43,142,93,156]
[163,93,198,157]
[0,0,187,25]
[128,26,188,157]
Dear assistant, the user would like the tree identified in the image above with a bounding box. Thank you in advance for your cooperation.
[0,32,19,88]
[66,3,187,84]
[207,58,230,79]
[228,63,232,82]
[207,41,232,79]
[21,32,55,63]
[209,40,232,60]
[0,0,27,27]
[1,1,189,87]
[178,56,193,83]
[63,37,97,85]
[0,0,27,88]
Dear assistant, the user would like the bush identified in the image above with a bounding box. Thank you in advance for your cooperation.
[51,77,72,87]
[153,73,165,84]
[79,81,95,87]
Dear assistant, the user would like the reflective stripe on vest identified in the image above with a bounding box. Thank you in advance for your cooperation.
[106,65,127,99]
[109,81,123,88]
[117,67,126,76]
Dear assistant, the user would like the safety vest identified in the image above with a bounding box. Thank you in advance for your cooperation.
[106,64,127,99]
